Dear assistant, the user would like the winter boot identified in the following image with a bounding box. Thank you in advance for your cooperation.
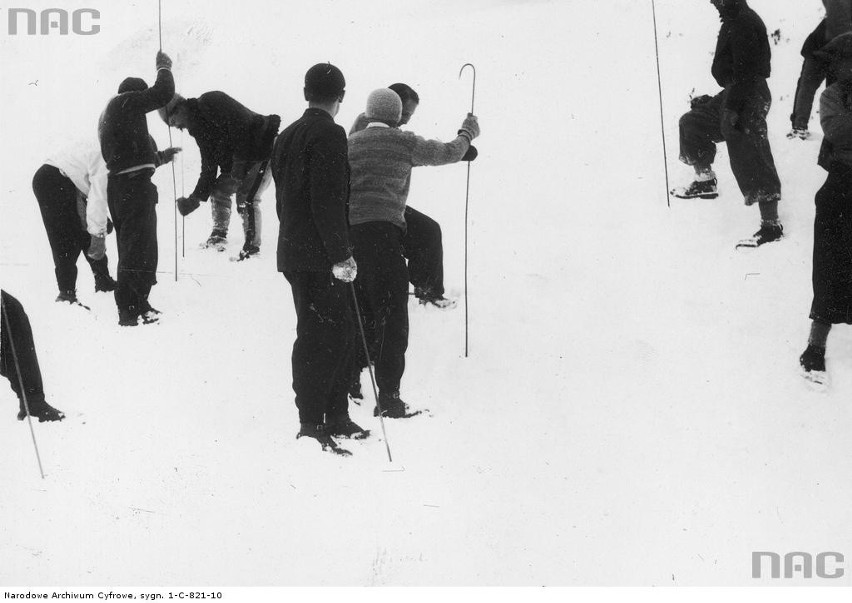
[296,423,352,456]
[415,287,458,309]
[18,401,65,422]
[799,345,828,388]
[786,127,810,140]
[670,178,718,199]
[374,391,421,419]
[94,275,117,292]
[326,415,370,439]
[736,222,783,248]
[202,229,228,251]
[56,289,90,310]
[236,244,260,261]
[56,289,78,303]
[139,302,161,325]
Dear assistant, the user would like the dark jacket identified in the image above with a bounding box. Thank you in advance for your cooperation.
[802,20,828,58]
[272,108,351,272]
[99,69,175,174]
[710,0,771,113]
[184,91,280,201]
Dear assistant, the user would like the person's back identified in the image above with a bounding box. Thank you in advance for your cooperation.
[273,108,350,273]
[99,67,174,174]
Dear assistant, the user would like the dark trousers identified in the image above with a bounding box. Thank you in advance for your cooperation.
[283,271,356,425]
[403,205,444,297]
[0,291,46,410]
[678,81,781,206]
[791,55,828,130]
[107,170,158,315]
[351,222,410,395]
[32,164,111,293]
[810,166,852,325]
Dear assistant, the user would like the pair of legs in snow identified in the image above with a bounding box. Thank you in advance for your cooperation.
[32,165,116,304]
[0,290,65,422]
[800,166,852,386]
[674,82,784,248]
[203,160,270,257]
[349,221,422,419]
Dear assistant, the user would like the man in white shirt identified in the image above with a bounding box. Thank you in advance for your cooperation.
[34,140,116,305]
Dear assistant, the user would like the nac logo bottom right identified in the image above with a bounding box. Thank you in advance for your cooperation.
[752,551,845,579]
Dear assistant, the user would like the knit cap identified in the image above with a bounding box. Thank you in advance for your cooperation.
[365,88,402,124]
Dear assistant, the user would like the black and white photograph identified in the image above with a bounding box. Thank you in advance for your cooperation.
[1,0,851,595]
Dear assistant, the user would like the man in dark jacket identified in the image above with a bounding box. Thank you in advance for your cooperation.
[164,92,280,259]
[98,51,178,326]
[271,62,366,455]
[672,0,783,248]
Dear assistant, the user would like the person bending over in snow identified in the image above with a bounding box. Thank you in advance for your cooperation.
[98,51,180,327]
[347,88,479,419]
[1,290,65,422]
[671,0,783,249]
[271,63,367,456]
[799,33,852,387]
[164,92,280,260]
[33,140,117,307]
[350,83,478,311]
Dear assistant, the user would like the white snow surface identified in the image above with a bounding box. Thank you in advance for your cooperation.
[1,0,851,587]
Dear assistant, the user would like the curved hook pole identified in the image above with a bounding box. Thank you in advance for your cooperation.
[459,63,476,114]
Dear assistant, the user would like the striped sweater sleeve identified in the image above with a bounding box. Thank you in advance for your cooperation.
[408,132,470,167]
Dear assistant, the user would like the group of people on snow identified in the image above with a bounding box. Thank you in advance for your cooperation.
[2,53,480,455]
[670,0,852,387]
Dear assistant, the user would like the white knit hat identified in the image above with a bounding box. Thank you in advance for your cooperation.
[365,88,402,123]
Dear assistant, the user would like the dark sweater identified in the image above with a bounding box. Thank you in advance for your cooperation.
[272,108,351,272]
[710,0,771,113]
[99,69,174,175]
[184,91,280,201]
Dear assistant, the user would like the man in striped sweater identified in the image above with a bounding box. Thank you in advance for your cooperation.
[350,83,477,310]
[348,88,479,418]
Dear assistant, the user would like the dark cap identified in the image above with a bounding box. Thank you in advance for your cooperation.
[304,62,345,98]
[118,77,148,94]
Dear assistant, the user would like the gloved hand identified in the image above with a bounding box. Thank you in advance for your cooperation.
[461,145,478,162]
[156,50,172,71]
[177,195,202,217]
[159,147,182,165]
[689,94,713,109]
[458,113,480,141]
[332,256,357,282]
[106,219,114,235]
[87,234,106,260]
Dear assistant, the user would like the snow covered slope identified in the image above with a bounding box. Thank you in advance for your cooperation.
[0,0,850,586]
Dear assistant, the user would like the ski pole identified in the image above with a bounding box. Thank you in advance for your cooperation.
[1,294,46,479]
[459,63,476,358]
[348,282,393,463]
[650,0,672,208]
[158,0,180,280]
